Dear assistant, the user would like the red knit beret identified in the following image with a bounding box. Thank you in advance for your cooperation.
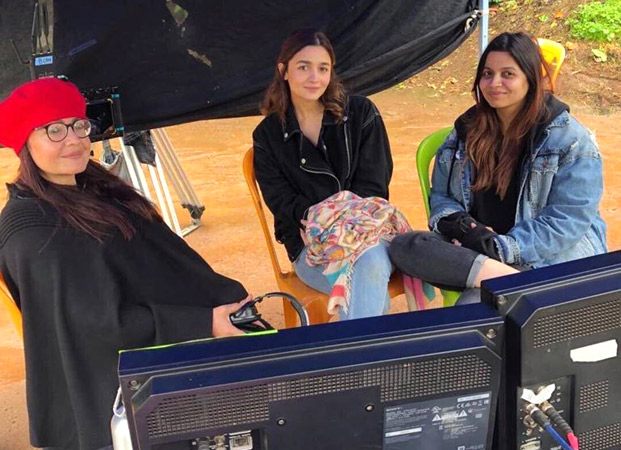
[0,78,87,155]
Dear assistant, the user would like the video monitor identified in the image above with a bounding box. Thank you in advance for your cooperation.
[118,303,504,450]
[483,250,621,450]
[82,86,125,142]
[482,251,620,316]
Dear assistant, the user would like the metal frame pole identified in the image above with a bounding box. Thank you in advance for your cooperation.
[479,0,489,56]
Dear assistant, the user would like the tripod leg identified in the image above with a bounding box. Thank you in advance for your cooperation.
[154,129,205,217]
[150,130,190,207]
[119,138,151,200]
[154,154,182,236]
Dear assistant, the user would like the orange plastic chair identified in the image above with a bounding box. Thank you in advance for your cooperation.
[0,273,23,340]
[537,38,566,85]
[243,148,421,327]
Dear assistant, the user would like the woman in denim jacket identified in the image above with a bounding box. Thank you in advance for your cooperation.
[253,29,395,320]
[389,32,607,304]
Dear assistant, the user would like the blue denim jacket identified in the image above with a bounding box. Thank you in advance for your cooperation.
[429,109,607,268]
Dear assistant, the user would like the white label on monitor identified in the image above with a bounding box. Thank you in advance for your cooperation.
[570,339,618,363]
[458,392,490,402]
[385,427,423,437]
[383,391,492,450]
[521,384,556,404]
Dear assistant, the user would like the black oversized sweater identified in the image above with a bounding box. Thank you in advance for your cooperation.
[0,186,247,450]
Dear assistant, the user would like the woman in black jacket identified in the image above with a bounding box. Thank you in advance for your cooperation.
[0,77,250,450]
[253,29,395,320]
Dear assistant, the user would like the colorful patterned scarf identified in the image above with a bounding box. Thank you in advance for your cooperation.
[304,191,414,315]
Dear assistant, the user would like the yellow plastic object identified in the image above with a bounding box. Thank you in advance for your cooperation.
[415,127,461,307]
[0,273,23,340]
[537,38,566,85]
[243,148,412,327]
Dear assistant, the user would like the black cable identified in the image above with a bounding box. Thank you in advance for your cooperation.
[230,292,309,333]
[256,292,309,327]
[540,401,572,436]
[525,403,573,450]
[525,403,550,428]
[540,401,579,449]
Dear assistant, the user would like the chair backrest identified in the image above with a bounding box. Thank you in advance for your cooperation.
[0,273,23,341]
[243,148,287,278]
[415,126,453,219]
[415,127,462,307]
[537,38,566,85]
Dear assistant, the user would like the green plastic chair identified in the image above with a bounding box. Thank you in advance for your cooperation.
[416,126,461,307]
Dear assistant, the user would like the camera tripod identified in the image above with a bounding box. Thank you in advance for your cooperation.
[116,128,205,237]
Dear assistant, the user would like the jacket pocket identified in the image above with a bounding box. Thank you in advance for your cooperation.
[436,150,465,204]
[528,152,561,212]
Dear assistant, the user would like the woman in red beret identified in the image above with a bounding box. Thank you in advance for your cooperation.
[0,78,251,450]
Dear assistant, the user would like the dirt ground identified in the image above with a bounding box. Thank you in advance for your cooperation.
[1,27,620,450]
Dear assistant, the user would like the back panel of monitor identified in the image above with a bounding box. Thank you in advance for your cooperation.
[136,348,500,450]
[506,275,621,450]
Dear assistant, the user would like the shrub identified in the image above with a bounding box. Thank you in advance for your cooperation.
[567,0,621,42]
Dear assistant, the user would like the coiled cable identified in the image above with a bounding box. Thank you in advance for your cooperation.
[256,292,309,327]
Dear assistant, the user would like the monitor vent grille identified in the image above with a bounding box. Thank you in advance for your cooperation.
[380,354,492,401]
[268,368,381,401]
[532,298,621,348]
[578,422,621,450]
[146,354,492,437]
[268,354,492,403]
[579,380,609,413]
[146,385,270,438]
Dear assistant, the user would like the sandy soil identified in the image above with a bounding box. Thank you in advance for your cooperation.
[0,86,619,449]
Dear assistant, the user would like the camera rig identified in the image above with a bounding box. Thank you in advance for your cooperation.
[10,0,205,235]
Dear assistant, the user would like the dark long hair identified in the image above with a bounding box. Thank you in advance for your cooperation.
[467,31,553,198]
[15,147,161,242]
[261,29,347,122]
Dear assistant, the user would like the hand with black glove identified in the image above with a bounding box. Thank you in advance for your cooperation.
[460,225,501,260]
[437,211,479,241]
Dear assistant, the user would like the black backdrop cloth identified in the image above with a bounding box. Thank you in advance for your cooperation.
[1,0,479,132]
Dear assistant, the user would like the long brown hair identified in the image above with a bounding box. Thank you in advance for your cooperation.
[467,32,553,198]
[261,29,347,122]
[15,147,161,242]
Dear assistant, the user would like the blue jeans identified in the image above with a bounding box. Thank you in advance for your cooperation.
[293,241,393,321]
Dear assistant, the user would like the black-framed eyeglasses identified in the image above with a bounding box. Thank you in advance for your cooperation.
[35,119,92,142]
